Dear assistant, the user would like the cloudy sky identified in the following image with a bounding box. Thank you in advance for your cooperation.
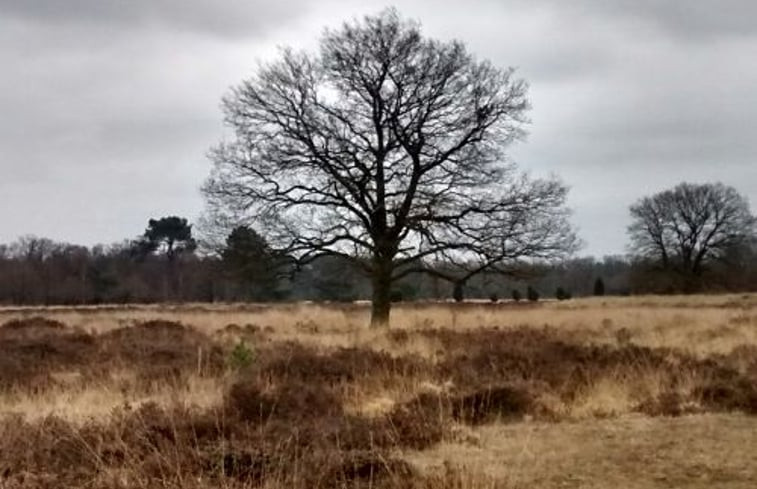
[1,1,755,257]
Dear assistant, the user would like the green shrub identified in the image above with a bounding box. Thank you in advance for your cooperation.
[526,286,539,302]
[555,287,571,301]
[227,340,255,371]
[594,277,606,296]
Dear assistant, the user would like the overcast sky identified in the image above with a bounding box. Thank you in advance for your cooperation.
[1,1,755,257]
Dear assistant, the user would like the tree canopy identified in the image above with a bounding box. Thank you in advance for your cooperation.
[138,216,197,262]
[221,225,285,300]
[628,182,757,278]
[203,9,577,325]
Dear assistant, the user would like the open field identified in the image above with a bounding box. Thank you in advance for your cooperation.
[1,295,756,487]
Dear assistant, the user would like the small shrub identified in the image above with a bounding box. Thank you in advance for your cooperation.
[555,287,570,301]
[392,283,418,302]
[526,286,539,302]
[228,340,255,371]
[511,289,521,302]
[218,450,268,482]
[694,379,757,414]
[225,382,269,422]
[0,317,67,336]
[489,293,499,303]
[99,320,226,378]
[386,393,447,450]
[257,343,425,384]
[226,380,343,423]
[593,277,606,296]
[387,329,410,345]
[636,392,685,417]
[0,329,96,390]
[615,327,632,346]
[320,451,415,487]
[452,386,534,424]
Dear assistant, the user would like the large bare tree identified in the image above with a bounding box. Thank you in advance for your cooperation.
[203,9,577,326]
[628,182,757,277]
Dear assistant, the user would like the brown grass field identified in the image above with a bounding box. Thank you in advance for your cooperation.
[0,294,756,488]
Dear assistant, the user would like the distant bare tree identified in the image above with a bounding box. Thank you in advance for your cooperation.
[203,9,577,326]
[628,182,757,278]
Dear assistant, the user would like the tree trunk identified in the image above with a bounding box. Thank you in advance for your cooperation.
[370,261,393,328]
[452,281,465,302]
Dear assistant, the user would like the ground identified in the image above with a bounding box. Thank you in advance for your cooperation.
[0,295,755,488]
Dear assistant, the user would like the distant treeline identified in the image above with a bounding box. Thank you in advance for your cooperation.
[1,219,756,306]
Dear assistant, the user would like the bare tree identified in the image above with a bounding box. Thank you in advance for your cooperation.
[203,9,577,326]
[628,182,757,278]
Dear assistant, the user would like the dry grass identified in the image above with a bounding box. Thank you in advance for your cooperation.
[0,294,755,487]
[2,293,756,355]
[0,374,222,422]
[407,413,757,488]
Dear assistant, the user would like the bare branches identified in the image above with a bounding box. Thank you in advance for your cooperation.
[628,182,757,276]
[202,9,577,324]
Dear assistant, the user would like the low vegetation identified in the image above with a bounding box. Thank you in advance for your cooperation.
[0,296,756,487]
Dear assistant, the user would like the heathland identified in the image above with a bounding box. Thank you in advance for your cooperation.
[0,295,756,488]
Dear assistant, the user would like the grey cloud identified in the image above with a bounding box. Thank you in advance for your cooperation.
[1,0,756,257]
[0,10,248,245]
[589,0,757,40]
[0,0,307,38]
[502,0,757,40]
